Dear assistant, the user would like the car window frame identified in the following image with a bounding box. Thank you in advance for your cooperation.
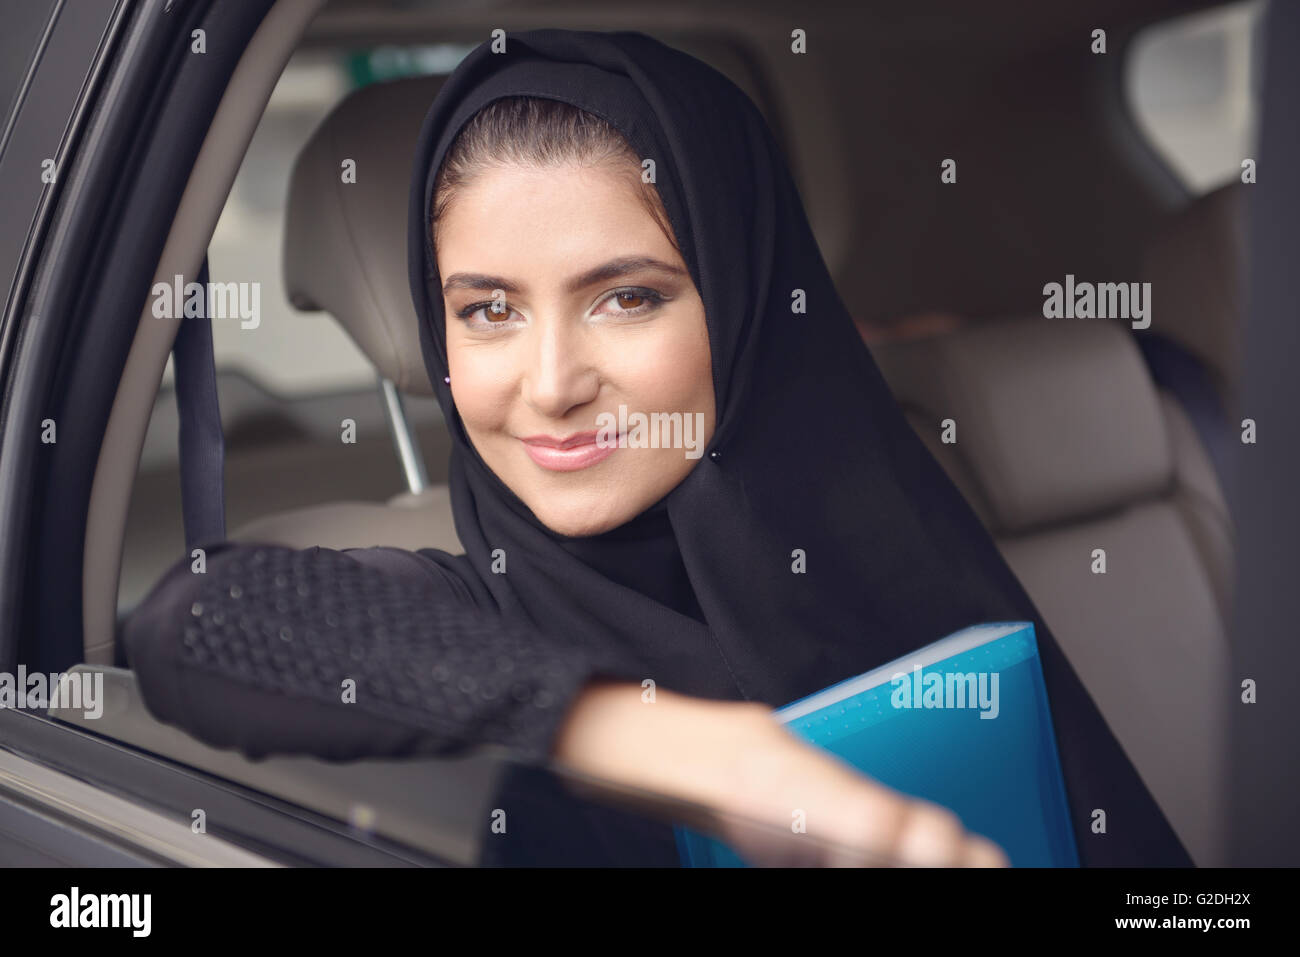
[0,0,434,869]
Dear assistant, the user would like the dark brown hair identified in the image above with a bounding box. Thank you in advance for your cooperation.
[430,95,677,256]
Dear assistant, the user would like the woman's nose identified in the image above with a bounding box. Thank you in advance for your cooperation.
[520,315,600,419]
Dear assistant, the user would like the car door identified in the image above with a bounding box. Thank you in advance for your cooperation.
[0,0,451,868]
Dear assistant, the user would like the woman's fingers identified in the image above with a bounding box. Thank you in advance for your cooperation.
[961,835,1012,868]
[692,708,1015,867]
[831,797,999,867]
[812,775,1013,868]
[892,801,968,867]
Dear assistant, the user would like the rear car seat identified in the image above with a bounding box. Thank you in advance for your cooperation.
[871,315,1233,867]
[869,183,1243,866]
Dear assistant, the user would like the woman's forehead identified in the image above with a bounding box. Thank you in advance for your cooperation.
[434,164,687,278]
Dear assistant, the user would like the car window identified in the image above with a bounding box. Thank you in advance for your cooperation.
[105,29,797,868]
[1125,0,1265,194]
[119,46,466,615]
[0,0,59,142]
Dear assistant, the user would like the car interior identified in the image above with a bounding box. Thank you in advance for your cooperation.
[22,0,1258,866]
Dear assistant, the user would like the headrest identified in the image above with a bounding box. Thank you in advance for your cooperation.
[1140,183,1244,401]
[284,75,444,395]
[871,316,1174,534]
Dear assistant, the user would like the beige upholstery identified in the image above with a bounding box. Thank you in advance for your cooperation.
[1141,183,1245,410]
[283,75,444,396]
[233,75,462,552]
[870,318,1174,534]
[872,316,1232,866]
[232,486,462,553]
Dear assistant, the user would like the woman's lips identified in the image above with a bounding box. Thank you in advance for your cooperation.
[519,430,618,472]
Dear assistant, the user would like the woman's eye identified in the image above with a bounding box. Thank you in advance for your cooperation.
[597,287,666,317]
[457,301,520,328]
[454,286,667,329]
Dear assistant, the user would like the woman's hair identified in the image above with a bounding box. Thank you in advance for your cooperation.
[431,95,678,256]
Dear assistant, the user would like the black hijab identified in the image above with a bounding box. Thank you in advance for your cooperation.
[407,28,1191,866]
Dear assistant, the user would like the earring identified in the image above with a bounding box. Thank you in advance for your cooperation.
[444,376,451,384]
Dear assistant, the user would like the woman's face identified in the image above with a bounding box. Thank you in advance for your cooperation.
[436,162,716,538]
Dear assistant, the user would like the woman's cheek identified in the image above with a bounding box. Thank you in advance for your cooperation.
[636,325,711,411]
[449,348,516,434]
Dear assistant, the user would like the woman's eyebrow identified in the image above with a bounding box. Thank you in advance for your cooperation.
[565,256,687,292]
[442,256,686,297]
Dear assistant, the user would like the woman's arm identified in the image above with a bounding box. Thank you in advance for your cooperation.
[124,543,1007,865]
[552,680,1009,867]
[123,542,646,762]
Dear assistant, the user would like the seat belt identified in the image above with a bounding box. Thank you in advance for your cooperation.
[171,256,227,551]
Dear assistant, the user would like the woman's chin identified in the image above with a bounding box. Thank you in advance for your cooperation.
[528,498,633,539]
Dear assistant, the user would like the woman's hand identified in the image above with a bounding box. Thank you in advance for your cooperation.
[551,680,1011,867]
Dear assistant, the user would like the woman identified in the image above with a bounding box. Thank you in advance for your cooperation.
[125,28,1191,867]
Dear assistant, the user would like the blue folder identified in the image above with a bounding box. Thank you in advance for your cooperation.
[674,621,1080,867]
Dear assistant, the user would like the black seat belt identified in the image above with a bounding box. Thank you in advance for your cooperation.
[171,256,227,551]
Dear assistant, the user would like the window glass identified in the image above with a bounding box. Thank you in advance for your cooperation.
[1125,0,1265,194]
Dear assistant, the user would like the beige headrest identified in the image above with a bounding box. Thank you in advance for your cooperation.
[872,316,1174,535]
[1140,183,1244,402]
[284,75,445,395]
